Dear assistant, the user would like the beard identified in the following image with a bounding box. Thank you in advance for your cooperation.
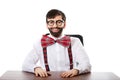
[48,27,63,38]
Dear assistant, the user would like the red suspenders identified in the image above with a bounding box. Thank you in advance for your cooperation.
[43,47,50,71]
[43,44,73,71]
[68,44,73,70]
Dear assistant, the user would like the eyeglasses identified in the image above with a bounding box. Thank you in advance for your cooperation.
[47,20,64,26]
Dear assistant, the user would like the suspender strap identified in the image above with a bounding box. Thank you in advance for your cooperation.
[68,44,73,69]
[43,45,73,71]
[43,47,50,71]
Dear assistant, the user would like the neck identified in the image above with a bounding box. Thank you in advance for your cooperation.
[49,33,64,40]
[51,34,62,38]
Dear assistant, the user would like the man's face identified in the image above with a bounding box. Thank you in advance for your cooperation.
[46,15,66,37]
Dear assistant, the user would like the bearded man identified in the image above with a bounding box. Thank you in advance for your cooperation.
[22,9,91,78]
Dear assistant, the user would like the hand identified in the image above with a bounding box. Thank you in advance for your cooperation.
[34,67,48,77]
[60,69,79,78]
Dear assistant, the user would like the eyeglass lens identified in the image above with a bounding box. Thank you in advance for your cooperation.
[47,20,64,26]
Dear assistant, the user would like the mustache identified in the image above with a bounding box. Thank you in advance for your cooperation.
[49,27,62,30]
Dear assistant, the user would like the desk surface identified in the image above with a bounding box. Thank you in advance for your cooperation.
[0,71,120,80]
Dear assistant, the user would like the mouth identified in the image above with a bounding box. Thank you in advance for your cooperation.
[51,28,60,33]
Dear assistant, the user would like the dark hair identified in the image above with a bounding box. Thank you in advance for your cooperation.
[46,9,66,22]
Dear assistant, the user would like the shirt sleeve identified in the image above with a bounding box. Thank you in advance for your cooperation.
[71,37,91,74]
[22,47,40,73]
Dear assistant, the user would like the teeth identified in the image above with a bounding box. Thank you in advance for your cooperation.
[52,29,59,32]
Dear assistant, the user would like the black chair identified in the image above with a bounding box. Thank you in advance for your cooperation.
[66,34,84,46]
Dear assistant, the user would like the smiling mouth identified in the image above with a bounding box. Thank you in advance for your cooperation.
[51,28,60,32]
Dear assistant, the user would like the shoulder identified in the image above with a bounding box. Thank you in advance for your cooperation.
[70,36,83,46]
[70,36,81,43]
[33,35,43,50]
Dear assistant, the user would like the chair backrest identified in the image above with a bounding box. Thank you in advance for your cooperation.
[66,34,84,46]
[46,33,84,46]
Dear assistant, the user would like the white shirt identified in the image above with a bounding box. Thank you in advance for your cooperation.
[22,34,91,74]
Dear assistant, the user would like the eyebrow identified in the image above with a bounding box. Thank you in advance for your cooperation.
[47,19,63,21]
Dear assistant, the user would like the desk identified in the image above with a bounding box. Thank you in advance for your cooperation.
[0,71,120,80]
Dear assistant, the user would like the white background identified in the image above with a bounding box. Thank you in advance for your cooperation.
[0,0,120,77]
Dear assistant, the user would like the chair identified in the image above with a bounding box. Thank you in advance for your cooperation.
[66,34,84,46]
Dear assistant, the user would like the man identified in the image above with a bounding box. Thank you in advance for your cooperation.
[22,9,91,78]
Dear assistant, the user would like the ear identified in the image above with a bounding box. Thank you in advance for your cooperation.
[46,23,50,28]
[63,21,66,28]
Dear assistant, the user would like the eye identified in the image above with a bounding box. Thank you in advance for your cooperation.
[48,20,54,24]
[56,20,64,24]
[47,20,55,26]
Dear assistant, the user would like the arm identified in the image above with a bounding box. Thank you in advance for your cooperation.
[22,42,49,77]
[61,37,91,77]
[72,38,91,74]
[22,48,40,73]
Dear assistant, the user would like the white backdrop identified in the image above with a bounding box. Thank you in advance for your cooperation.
[0,0,120,77]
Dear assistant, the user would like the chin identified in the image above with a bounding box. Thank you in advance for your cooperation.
[49,28,63,37]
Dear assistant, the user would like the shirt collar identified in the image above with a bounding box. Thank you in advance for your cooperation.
[48,33,65,40]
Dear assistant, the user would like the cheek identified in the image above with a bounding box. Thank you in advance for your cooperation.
[46,25,51,28]
[60,24,66,28]
[59,26,65,28]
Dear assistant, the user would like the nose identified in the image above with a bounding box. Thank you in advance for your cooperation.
[52,23,57,28]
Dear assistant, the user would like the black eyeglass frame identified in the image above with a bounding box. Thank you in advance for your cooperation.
[47,20,64,26]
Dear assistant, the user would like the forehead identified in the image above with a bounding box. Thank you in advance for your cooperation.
[47,15,63,21]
